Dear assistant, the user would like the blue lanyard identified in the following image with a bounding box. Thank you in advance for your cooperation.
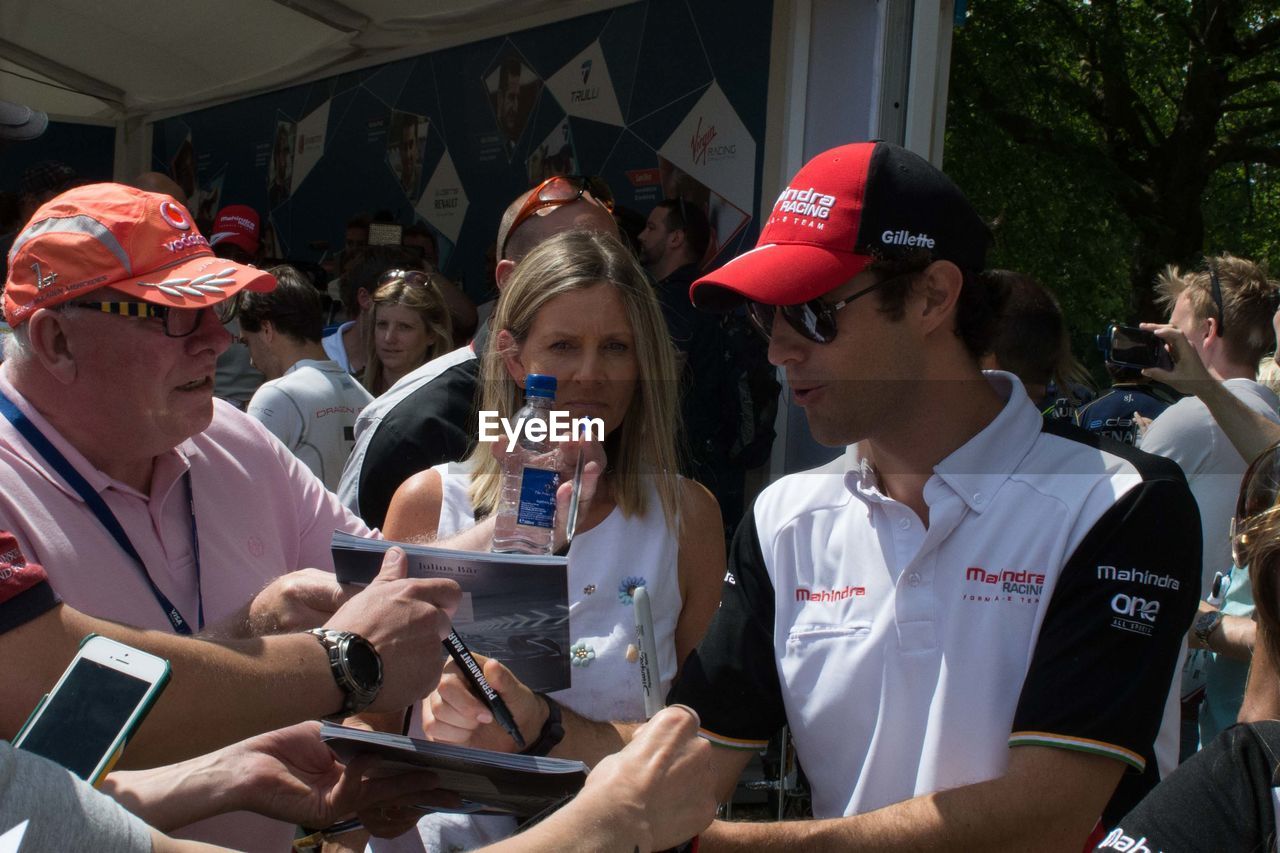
[0,388,204,634]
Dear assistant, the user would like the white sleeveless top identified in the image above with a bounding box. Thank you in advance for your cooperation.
[380,460,683,853]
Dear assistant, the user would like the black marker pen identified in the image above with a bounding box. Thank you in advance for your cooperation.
[442,629,526,750]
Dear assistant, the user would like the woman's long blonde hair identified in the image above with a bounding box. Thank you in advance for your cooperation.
[466,230,680,529]
[362,269,452,394]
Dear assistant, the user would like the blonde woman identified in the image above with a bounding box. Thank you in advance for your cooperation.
[380,230,725,852]
[362,270,452,395]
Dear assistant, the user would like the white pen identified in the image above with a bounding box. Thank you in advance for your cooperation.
[632,585,663,719]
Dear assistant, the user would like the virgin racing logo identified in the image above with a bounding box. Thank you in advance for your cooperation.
[961,567,1044,604]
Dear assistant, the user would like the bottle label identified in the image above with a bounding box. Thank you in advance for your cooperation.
[517,467,558,528]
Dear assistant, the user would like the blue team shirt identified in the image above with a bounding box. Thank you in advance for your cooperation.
[1077,383,1181,445]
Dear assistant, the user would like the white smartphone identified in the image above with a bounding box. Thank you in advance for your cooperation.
[13,634,170,786]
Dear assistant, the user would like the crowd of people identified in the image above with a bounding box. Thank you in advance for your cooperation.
[4,96,1280,853]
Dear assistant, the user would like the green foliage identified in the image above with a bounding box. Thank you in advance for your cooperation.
[945,0,1280,367]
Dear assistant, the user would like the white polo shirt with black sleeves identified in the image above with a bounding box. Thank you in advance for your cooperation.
[668,372,1200,826]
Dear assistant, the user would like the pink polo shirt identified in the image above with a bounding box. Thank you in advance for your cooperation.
[0,370,373,631]
[0,369,374,849]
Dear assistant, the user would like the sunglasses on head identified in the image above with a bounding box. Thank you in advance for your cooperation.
[747,273,906,345]
[1230,441,1280,567]
[501,174,615,259]
[377,268,433,288]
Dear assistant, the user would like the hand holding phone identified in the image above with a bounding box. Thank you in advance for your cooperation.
[1105,324,1174,371]
[13,635,170,785]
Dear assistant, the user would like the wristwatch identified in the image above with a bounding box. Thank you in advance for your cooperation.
[1193,610,1225,646]
[521,692,565,757]
[306,628,383,714]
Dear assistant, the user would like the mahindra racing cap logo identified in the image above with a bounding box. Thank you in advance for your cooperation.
[159,201,192,231]
[775,186,837,221]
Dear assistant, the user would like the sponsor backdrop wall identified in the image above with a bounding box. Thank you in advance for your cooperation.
[151,0,772,301]
[1,121,115,196]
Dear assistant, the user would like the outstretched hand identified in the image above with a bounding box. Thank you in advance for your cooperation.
[248,568,352,635]
[485,429,606,552]
[577,705,717,851]
[230,721,454,835]
[326,547,460,713]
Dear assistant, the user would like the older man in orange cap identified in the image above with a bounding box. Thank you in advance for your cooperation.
[0,183,495,848]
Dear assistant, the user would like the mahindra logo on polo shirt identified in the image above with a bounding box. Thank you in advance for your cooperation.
[1096,565,1180,590]
[776,186,836,220]
[964,566,1045,596]
[159,201,192,231]
[881,229,935,249]
[795,585,865,602]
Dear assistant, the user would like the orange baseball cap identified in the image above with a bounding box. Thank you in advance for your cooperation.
[3,183,276,326]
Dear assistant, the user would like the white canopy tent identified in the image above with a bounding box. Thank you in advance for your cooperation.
[0,0,959,474]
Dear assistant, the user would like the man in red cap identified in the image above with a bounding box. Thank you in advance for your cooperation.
[0,183,498,848]
[423,142,1201,849]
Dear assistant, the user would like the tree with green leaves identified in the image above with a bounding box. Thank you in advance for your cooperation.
[946,0,1280,341]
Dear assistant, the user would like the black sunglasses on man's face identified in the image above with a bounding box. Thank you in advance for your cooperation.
[747,274,906,345]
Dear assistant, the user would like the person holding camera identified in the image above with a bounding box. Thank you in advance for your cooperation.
[1134,256,1280,758]
[1137,256,1280,602]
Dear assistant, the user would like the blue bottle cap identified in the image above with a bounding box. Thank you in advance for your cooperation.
[525,373,557,399]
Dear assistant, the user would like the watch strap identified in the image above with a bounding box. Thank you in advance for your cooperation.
[521,692,565,757]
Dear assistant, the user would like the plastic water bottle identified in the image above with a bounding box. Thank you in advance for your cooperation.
[492,374,560,554]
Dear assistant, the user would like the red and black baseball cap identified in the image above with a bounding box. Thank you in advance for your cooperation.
[691,141,991,309]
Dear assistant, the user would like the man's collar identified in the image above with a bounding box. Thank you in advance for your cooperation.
[843,371,1041,513]
[932,371,1041,513]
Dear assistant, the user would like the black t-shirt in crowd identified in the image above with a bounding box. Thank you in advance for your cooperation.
[1098,721,1280,852]
[356,356,480,528]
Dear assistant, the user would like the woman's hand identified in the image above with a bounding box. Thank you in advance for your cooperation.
[486,428,606,552]
[422,654,548,754]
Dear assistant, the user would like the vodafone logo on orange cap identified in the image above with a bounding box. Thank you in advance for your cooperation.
[157,200,209,254]
[159,201,192,231]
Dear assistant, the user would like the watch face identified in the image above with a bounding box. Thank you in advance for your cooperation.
[342,636,383,693]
